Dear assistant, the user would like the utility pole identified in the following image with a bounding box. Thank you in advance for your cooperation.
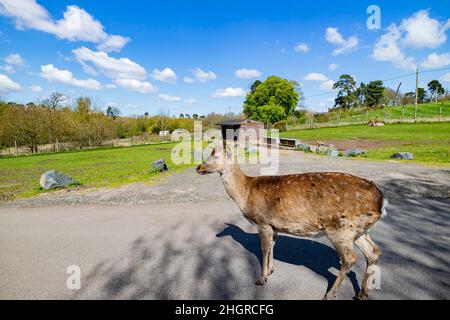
[414,68,419,121]
[394,82,402,106]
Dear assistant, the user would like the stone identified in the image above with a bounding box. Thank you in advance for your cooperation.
[391,152,413,160]
[152,159,168,172]
[295,142,311,152]
[40,170,77,190]
[344,148,367,157]
[328,150,340,157]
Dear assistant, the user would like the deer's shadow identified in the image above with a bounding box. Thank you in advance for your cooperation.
[216,223,360,295]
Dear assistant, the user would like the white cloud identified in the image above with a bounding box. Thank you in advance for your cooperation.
[401,10,450,49]
[73,47,146,80]
[302,72,334,91]
[0,73,22,93]
[294,43,309,53]
[29,85,42,93]
[4,53,25,66]
[235,68,261,79]
[372,24,416,71]
[158,93,181,102]
[0,0,130,51]
[325,27,358,55]
[0,64,14,73]
[372,10,450,71]
[319,80,335,91]
[114,78,156,93]
[190,67,217,82]
[184,97,197,104]
[40,64,102,90]
[183,77,194,84]
[441,73,450,82]
[151,68,177,84]
[303,72,328,82]
[105,83,116,89]
[421,52,450,68]
[212,87,246,98]
[328,63,339,71]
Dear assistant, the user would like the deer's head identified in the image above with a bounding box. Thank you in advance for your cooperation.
[196,148,230,175]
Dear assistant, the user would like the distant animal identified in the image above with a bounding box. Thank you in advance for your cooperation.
[368,120,385,127]
[197,147,387,300]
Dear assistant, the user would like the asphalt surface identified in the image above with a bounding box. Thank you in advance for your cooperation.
[0,151,449,299]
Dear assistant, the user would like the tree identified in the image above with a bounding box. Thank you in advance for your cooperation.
[333,74,357,109]
[365,80,385,107]
[244,76,300,123]
[417,88,426,103]
[106,106,121,119]
[192,113,199,120]
[179,113,184,118]
[43,92,67,151]
[384,87,399,106]
[427,80,444,102]
[250,80,262,93]
[254,104,286,127]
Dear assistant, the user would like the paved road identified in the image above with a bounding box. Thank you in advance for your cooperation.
[1,152,449,299]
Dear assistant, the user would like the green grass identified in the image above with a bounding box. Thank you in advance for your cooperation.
[281,122,450,165]
[367,144,449,164]
[0,142,194,200]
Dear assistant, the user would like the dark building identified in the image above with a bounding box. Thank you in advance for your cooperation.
[216,119,264,141]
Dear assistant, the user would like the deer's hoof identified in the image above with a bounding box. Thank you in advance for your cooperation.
[255,277,267,285]
[323,292,337,300]
[354,291,368,300]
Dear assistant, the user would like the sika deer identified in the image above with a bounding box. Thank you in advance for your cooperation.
[196,147,387,300]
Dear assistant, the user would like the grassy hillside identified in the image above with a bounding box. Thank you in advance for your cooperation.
[291,101,450,129]
[281,122,450,141]
[0,142,193,200]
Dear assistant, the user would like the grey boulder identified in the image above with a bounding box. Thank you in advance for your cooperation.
[344,148,367,157]
[152,158,168,172]
[328,150,340,157]
[391,152,414,160]
[40,170,77,190]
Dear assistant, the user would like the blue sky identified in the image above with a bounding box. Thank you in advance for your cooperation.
[0,0,449,116]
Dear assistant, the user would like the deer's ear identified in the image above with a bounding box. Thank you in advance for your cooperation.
[210,148,216,157]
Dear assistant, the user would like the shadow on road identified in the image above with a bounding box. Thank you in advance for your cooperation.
[216,224,360,295]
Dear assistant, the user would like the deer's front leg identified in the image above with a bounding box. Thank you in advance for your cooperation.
[255,224,273,285]
[268,230,278,275]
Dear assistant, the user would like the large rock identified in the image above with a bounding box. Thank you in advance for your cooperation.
[295,142,311,152]
[328,150,340,157]
[344,148,367,157]
[152,159,168,172]
[40,170,77,190]
[391,152,414,160]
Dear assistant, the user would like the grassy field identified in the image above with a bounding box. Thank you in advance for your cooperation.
[281,122,450,165]
[0,142,194,200]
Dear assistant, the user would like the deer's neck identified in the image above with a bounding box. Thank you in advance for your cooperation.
[220,164,250,211]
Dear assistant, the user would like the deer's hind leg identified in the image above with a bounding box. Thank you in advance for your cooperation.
[324,231,358,300]
[268,229,278,275]
[255,224,274,285]
[354,233,381,300]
